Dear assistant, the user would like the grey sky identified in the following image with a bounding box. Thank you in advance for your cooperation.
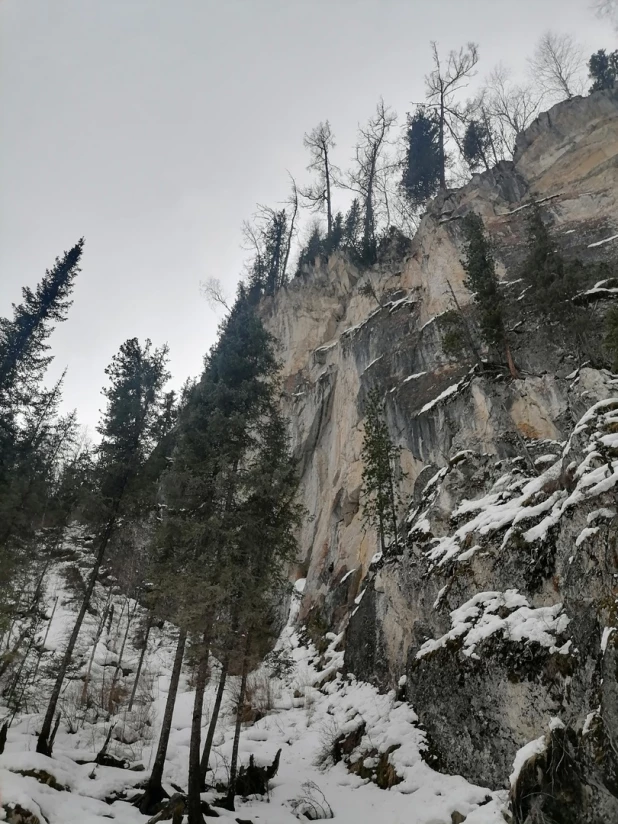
[0,0,612,432]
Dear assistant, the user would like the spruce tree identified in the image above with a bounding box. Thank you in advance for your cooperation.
[401,108,442,207]
[361,388,402,554]
[604,307,618,371]
[462,119,492,172]
[521,204,580,316]
[37,337,170,755]
[0,241,83,554]
[461,212,517,377]
[588,49,618,91]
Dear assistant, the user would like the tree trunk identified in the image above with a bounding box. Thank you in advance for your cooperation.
[505,340,519,379]
[108,600,138,714]
[439,95,446,189]
[187,636,210,824]
[36,506,122,756]
[36,516,116,756]
[227,634,251,808]
[128,614,152,711]
[200,659,228,788]
[139,627,187,814]
[325,158,332,238]
[81,596,111,705]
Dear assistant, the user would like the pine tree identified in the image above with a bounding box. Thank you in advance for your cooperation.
[401,108,442,207]
[521,205,582,316]
[461,212,517,377]
[604,307,618,371]
[0,241,83,553]
[588,48,618,91]
[296,226,324,274]
[37,337,170,756]
[361,389,402,554]
[462,119,492,172]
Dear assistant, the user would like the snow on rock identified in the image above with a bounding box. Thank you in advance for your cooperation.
[509,735,546,788]
[411,397,618,568]
[417,590,570,659]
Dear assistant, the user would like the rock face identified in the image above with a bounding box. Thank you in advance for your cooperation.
[260,89,618,821]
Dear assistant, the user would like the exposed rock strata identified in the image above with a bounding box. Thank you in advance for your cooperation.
[260,89,618,821]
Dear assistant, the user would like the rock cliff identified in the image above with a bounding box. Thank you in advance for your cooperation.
[260,88,618,822]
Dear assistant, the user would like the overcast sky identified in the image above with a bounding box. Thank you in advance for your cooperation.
[0,0,613,432]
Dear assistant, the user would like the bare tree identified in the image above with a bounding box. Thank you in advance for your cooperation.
[593,0,618,30]
[200,278,230,313]
[346,99,397,261]
[281,175,299,278]
[425,42,480,188]
[481,65,543,158]
[300,122,337,238]
[528,32,586,102]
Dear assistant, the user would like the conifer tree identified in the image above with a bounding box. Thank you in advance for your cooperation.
[0,241,83,553]
[361,389,402,554]
[461,212,517,377]
[462,118,492,172]
[37,337,170,756]
[604,307,618,371]
[521,204,580,314]
[588,48,618,91]
[401,108,442,206]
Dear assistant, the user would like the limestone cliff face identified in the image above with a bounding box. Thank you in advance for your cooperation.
[260,89,618,819]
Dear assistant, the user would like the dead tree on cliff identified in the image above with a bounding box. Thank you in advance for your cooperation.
[424,42,479,188]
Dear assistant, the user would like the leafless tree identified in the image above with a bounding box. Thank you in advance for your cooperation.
[300,122,338,238]
[481,65,543,158]
[346,99,397,260]
[200,277,230,313]
[281,174,299,278]
[593,0,618,29]
[425,42,480,187]
[528,31,586,102]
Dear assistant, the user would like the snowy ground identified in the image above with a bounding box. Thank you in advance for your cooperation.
[0,556,508,823]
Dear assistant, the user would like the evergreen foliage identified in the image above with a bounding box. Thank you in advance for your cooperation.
[360,388,402,554]
[462,118,492,171]
[461,213,505,352]
[401,108,442,206]
[604,307,618,371]
[588,48,618,91]
[521,204,580,313]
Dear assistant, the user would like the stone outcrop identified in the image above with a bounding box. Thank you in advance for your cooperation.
[260,89,618,821]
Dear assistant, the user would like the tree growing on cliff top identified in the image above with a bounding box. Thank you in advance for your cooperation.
[361,388,403,555]
[401,108,442,207]
[528,31,586,102]
[300,122,338,240]
[589,48,618,91]
[424,42,479,189]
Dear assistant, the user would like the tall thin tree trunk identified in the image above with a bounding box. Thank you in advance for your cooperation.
[325,160,332,238]
[439,96,446,189]
[187,635,210,824]
[128,614,152,712]
[200,659,228,788]
[505,340,519,379]
[139,627,187,814]
[108,600,138,714]
[81,596,111,705]
[227,634,251,808]
[28,595,58,709]
[37,513,118,756]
